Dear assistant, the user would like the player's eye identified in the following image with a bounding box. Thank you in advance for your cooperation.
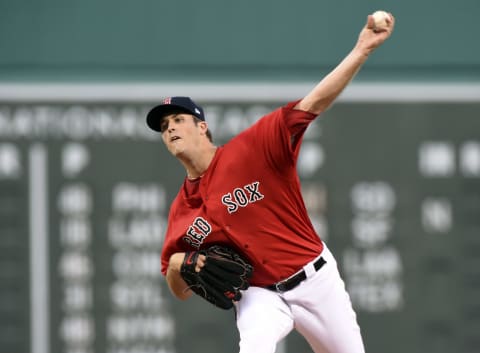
[160,120,168,133]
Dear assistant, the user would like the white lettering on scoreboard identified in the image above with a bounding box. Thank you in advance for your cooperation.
[57,183,95,352]
[107,183,174,353]
[343,181,404,312]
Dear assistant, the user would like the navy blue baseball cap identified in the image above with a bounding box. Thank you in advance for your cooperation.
[146,96,205,132]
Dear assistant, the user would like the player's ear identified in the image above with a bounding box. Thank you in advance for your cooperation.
[198,121,209,134]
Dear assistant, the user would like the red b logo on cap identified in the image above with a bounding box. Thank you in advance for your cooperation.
[163,97,172,104]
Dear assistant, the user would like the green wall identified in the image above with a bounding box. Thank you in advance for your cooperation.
[1,0,480,81]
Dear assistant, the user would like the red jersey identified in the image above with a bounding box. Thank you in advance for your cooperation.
[160,101,324,287]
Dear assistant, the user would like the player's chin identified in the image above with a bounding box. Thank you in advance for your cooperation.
[168,144,186,157]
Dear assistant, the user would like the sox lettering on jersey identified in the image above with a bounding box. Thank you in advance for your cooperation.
[183,217,212,248]
[221,181,264,214]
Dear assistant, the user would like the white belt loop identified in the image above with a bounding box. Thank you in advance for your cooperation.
[303,261,316,278]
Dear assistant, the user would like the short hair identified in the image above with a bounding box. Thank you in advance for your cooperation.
[193,117,213,142]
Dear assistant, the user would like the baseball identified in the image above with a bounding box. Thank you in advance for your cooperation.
[372,10,391,32]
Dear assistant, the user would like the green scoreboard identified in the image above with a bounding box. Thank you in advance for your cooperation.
[0,98,479,353]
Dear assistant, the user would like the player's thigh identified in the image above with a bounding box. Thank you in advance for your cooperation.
[289,247,365,353]
[235,286,294,353]
[293,291,364,353]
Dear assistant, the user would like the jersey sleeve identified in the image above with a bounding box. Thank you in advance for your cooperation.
[239,100,318,174]
[160,224,174,276]
[160,196,182,276]
[283,100,319,138]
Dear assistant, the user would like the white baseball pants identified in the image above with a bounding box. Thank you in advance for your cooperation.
[235,244,365,353]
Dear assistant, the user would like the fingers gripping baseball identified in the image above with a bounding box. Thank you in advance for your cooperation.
[370,10,394,33]
[356,11,395,54]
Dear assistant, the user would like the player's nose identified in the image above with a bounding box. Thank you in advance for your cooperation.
[167,125,176,133]
[165,120,175,132]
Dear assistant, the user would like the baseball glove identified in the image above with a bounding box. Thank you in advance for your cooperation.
[180,245,253,310]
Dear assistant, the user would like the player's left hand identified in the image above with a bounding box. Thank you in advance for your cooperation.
[180,245,254,310]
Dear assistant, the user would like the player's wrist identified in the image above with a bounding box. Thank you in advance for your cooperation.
[352,43,372,58]
[169,252,188,272]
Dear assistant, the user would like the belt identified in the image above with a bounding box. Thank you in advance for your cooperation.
[266,256,327,292]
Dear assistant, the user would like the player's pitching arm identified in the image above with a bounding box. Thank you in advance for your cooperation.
[295,13,395,116]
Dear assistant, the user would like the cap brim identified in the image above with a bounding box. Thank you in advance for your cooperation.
[146,104,194,132]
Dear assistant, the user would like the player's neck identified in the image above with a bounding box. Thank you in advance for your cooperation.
[181,144,218,180]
